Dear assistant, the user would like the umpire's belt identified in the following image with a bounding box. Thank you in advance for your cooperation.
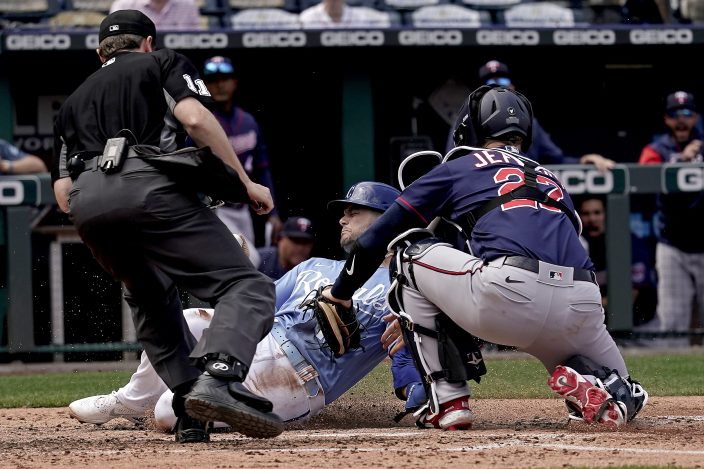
[270,321,322,398]
[492,255,597,284]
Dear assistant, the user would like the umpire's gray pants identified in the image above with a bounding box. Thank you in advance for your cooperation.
[400,244,627,404]
[68,158,275,390]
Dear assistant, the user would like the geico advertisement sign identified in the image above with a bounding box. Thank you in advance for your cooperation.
[629,28,693,44]
[476,29,540,45]
[321,31,384,46]
[0,180,25,205]
[164,33,229,48]
[5,34,71,50]
[664,166,704,192]
[242,31,306,47]
[553,29,616,45]
[398,30,463,46]
[550,168,616,194]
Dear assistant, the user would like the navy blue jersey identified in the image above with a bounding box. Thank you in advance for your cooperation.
[331,146,594,301]
[399,146,592,269]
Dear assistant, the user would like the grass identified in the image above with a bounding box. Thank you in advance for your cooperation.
[1,351,703,408]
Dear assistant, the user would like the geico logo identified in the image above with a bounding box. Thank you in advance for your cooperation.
[164,33,228,49]
[675,167,704,191]
[630,29,693,44]
[0,180,25,205]
[476,30,539,46]
[321,31,384,46]
[398,30,462,46]
[553,29,615,45]
[242,32,306,47]
[552,169,613,194]
[6,34,71,50]
[85,34,99,49]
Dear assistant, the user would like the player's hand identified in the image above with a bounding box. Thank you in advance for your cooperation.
[381,314,405,356]
[321,286,352,309]
[681,139,702,161]
[580,153,615,173]
[246,182,274,215]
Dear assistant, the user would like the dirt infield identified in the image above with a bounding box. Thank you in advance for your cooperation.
[1,395,703,468]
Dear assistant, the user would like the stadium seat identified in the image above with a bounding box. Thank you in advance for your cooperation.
[299,0,379,9]
[458,0,522,7]
[380,0,441,12]
[300,5,399,28]
[456,0,522,24]
[680,0,704,23]
[48,9,106,28]
[226,0,300,12]
[501,1,580,26]
[65,0,113,13]
[408,4,489,26]
[229,7,302,29]
[0,0,62,24]
[586,0,624,24]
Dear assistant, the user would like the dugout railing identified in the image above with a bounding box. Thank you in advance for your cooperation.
[1,163,703,357]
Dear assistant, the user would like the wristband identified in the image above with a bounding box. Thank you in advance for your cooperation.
[5,160,13,174]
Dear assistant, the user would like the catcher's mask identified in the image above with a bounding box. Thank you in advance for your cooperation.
[452,84,533,151]
[327,181,401,214]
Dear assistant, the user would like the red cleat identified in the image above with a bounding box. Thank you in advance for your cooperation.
[549,365,625,427]
[417,396,474,430]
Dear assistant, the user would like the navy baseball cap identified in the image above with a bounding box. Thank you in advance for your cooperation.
[666,91,696,113]
[203,56,236,77]
[281,216,315,240]
[99,9,156,43]
[478,60,511,85]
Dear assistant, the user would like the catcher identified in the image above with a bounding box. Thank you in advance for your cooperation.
[69,181,426,439]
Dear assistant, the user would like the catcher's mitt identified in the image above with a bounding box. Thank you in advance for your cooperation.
[301,286,361,358]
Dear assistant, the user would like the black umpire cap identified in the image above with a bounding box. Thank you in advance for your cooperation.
[99,9,157,43]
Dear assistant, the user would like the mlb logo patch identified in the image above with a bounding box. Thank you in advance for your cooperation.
[549,271,563,281]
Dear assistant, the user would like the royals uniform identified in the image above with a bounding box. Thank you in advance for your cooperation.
[113,257,396,428]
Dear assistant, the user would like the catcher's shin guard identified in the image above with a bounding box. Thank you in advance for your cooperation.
[549,366,626,428]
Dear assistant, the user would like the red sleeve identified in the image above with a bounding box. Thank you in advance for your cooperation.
[638,145,663,165]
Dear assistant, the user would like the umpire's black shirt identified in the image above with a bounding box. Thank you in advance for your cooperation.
[53,48,212,183]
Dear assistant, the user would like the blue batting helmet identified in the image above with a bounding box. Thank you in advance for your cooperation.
[327,181,400,214]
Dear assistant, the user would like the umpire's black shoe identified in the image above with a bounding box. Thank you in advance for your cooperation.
[184,373,284,439]
[174,414,210,443]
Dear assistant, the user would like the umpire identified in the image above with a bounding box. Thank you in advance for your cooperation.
[52,10,283,442]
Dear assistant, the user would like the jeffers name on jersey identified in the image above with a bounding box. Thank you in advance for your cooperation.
[399,145,593,270]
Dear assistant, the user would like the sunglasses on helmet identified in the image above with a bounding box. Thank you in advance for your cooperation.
[485,77,512,87]
[667,108,695,118]
[203,59,234,76]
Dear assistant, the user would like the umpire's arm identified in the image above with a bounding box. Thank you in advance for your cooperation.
[173,97,274,215]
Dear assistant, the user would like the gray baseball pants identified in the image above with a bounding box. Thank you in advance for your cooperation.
[399,244,627,404]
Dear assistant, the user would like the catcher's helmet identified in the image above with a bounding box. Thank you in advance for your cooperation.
[327,181,400,214]
[452,84,533,151]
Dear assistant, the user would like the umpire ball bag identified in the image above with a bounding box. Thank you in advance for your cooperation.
[133,144,251,204]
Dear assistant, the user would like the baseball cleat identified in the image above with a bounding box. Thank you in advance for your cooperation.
[185,373,283,439]
[174,414,210,443]
[68,391,146,425]
[417,396,474,430]
[549,366,625,427]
